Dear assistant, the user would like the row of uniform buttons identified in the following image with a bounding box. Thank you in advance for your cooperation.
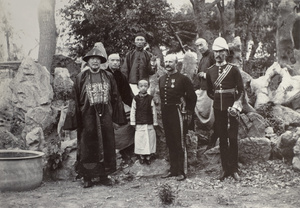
[164,76,170,104]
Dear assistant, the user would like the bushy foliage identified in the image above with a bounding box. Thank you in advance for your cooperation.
[60,0,175,58]
[234,0,280,60]
[158,183,176,205]
[243,56,274,78]
[169,5,197,52]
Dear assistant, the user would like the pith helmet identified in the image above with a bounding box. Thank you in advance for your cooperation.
[212,37,229,51]
[83,47,107,63]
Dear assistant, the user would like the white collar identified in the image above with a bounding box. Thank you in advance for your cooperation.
[215,61,227,67]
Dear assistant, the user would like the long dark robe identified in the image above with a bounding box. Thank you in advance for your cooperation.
[106,67,134,107]
[63,69,126,179]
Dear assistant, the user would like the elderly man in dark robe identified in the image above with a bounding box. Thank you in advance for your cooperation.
[63,46,126,188]
[106,53,135,167]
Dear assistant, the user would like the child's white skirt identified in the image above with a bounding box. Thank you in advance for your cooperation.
[134,124,156,155]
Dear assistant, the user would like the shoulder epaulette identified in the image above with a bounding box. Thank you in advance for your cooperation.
[228,62,238,67]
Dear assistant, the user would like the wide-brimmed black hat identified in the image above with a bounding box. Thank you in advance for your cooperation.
[83,47,107,63]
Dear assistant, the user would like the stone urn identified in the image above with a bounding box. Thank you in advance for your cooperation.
[0,150,44,192]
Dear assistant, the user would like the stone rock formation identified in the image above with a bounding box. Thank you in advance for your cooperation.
[251,62,300,108]
[277,130,298,161]
[293,130,300,171]
[51,54,80,82]
[239,137,272,164]
[9,57,53,115]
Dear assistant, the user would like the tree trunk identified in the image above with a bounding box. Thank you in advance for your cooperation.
[38,0,57,73]
[151,44,164,64]
[5,31,11,61]
[191,0,206,38]
[190,0,221,42]
[217,0,225,36]
[276,0,298,67]
[234,0,247,59]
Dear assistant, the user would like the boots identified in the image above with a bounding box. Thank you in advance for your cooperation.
[83,177,93,188]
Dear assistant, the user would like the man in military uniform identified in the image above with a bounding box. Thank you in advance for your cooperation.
[206,37,244,181]
[159,54,197,181]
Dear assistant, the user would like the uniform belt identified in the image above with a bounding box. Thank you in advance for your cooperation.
[215,88,235,93]
[162,103,181,106]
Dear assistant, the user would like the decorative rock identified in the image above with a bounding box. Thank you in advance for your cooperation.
[0,109,13,133]
[270,135,281,160]
[0,130,24,149]
[238,112,267,139]
[292,129,300,170]
[282,91,300,111]
[292,156,300,171]
[239,137,271,163]
[51,140,77,180]
[265,127,276,139]
[129,159,169,177]
[277,131,298,161]
[199,146,221,170]
[9,57,53,114]
[26,127,45,151]
[181,51,197,81]
[52,67,73,101]
[251,62,300,108]
[51,54,80,82]
[22,106,58,139]
[0,79,14,132]
[186,130,198,166]
[271,105,300,127]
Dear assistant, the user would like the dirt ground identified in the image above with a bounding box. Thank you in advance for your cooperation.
[1,160,300,208]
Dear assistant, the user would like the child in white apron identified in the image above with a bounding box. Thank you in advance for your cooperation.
[130,79,158,165]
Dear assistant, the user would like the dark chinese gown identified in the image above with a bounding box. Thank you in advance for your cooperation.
[64,69,125,179]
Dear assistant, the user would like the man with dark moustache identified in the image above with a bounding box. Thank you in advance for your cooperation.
[206,37,244,181]
[160,54,197,181]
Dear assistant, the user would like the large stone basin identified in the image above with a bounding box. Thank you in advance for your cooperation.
[0,150,44,192]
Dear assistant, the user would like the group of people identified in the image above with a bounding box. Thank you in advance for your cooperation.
[63,33,244,188]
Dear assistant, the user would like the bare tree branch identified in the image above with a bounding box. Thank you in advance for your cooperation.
[176,31,198,37]
[206,0,222,11]
[172,19,196,24]
[169,23,186,53]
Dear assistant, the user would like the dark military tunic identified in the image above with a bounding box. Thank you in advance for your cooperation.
[206,62,244,176]
[159,71,196,175]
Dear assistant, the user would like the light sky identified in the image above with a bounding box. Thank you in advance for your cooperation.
[2,0,191,60]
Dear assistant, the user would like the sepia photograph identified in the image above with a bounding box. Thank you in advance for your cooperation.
[1,0,300,207]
